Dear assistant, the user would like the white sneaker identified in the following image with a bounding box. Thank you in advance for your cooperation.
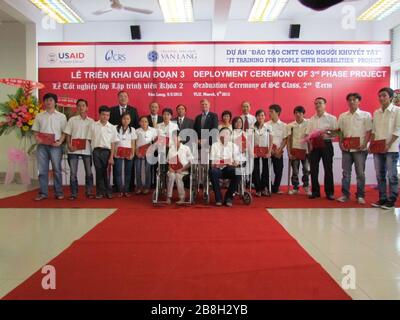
[337,196,349,203]
[176,198,185,205]
[303,187,312,196]
[357,197,366,205]
[288,189,298,195]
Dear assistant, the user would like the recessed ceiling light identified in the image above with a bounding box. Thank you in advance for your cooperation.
[30,0,83,24]
[248,0,289,22]
[358,0,400,21]
[159,0,194,23]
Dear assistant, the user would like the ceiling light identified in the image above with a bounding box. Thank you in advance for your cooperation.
[159,0,194,23]
[30,0,84,24]
[248,0,289,22]
[358,0,400,21]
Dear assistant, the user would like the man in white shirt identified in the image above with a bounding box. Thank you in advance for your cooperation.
[32,93,67,201]
[287,106,310,195]
[209,127,241,207]
[87,106,119,199]
[371,87,400,210]
[306,97,338,200]
[337,93,372,205]
[267,104,288,194]
[240,101,256,131]
[64,99,95,200]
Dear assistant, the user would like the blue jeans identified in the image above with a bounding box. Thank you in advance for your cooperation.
[37,144,63,198]
[114,158,134,193]
[373,152,399,202]
[67,154,94,197]
[341,151,368,198]
[135,157,151,189]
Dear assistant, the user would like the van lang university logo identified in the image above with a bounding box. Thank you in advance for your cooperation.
[148,50,158,62]
[105,49,127,63]
[48,51,86,64]
[147,49,198,64]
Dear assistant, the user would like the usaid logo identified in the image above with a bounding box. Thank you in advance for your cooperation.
[48,51,86,64]
[148,51,159,62]
[105,49,126,63]
[47,52,57,63]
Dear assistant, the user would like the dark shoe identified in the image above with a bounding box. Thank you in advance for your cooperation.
[96,194,104,199]
[309,194,321,199]
[124,193,132,198]
[68,196,77,201]
[86,194,95,199]
[326,195,335,201]
[34,195,48,201]
[381,201,395,210]
[371,199,386,208]
[55,195,64,200]
[106,194,113,199]
[117,193,124,198]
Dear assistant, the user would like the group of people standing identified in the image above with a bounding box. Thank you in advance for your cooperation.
[32,87,399,209]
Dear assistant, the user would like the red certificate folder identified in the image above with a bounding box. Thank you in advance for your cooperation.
[235,134,247,151]
[37,133,55,145]
[137,144,150,157]
[117,147,132,159]
[72,138,86,150]
[291,148,307,160]
[342,137,360,150]
[311,135,326,149]
[254,146,269,158]
[169,156,183,171]
[369,140,386,154]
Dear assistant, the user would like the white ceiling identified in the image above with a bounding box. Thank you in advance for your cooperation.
[67,0,377,22]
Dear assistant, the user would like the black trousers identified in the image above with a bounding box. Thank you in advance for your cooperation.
[209,166,240,203]
[309,141,334,197]
[93,148,112,196]
[271,156,284,193]
[253,157,270,192]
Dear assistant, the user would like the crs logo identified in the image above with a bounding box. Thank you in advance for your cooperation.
[105,50,126,63]
[148,51,158,62]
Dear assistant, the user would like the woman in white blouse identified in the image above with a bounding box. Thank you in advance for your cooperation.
[252,109,273,197]
[135,116,157,195]
[114,112,137,197]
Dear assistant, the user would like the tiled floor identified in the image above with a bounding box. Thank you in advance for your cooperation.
[270,208,400,300]
[0,184,115,299]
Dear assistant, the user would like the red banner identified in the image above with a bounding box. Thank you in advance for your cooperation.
[38,42,391,122]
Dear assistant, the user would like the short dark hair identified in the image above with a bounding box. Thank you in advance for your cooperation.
[76,99,88,106]
[221,110,232,120]
[255,109,265,117]
[139,115,149,122]
[269,104,282,115]
[43,93,58,104]
[176,104,187,111]
[346,93,362,101]
[99,105,110,114]
[118,90,129,97]
[219,126,232,134]
[293,106,305,114]
[162,108,173,116]
[378,87,394,98]
[315,97,327,104]
[232,116,243,129]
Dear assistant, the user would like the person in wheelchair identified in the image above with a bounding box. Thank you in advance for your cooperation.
[167,133,194,205]
[209,127,241,207]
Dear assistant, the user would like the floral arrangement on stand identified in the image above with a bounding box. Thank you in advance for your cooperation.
[394,89,400,107]
[0,79,45,185]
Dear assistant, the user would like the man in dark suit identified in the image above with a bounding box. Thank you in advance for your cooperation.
[146,102,163,128]
[109,91,140,129]
[174,104,194,145]
[194,99,219,145]
[109,90,139,193]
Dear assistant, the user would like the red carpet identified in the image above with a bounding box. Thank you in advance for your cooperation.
[3,207,350,300]
[0,185,391,209]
